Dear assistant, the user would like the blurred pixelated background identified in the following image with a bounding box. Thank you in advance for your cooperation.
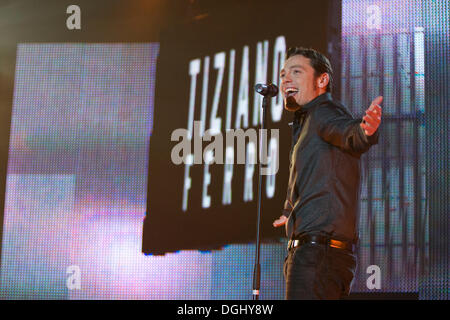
[0,0,447,299]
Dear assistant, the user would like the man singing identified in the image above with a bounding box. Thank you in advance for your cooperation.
[272,47,382,299]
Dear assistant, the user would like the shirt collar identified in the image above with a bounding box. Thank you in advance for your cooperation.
[294,92,332,119]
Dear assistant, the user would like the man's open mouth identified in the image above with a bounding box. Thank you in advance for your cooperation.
[285,88,299,98]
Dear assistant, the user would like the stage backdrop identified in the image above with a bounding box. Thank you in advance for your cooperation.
[0,0,448,300]
[142,0,341,255]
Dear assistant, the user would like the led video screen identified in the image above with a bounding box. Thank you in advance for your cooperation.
[142,0,340,255]
[0,0,448,300]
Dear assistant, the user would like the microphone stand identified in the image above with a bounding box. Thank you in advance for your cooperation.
[252,95,268,300]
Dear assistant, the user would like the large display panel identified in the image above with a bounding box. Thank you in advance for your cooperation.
[142,0,341,254]
[0,0,447,300]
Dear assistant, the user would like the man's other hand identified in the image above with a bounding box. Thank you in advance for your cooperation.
[360,96,383,136]
[273,215,287,227]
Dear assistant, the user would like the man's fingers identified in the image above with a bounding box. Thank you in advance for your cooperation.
[363,96,382,133]
[372,104,382,113]
[363,114,378,127]
[360,122,370,131]
[371,96,383,107]
[360,122,376,136]
[367,108,381,119]
[273,220,285,227]
[273,215,287,227]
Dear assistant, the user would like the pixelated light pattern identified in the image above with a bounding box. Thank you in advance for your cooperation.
[1,0,447,300]
[342,0,447,299]
[1,42,283,300]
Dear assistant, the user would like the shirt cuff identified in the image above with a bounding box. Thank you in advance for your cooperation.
[282,200,292,217]
[358,123,379,145]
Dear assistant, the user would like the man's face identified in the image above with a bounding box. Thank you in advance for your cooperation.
[280,55,320,112]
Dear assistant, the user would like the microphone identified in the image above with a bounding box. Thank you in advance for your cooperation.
[254,83,279,97]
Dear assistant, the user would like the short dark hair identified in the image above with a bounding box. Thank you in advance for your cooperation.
[286,47,333,93]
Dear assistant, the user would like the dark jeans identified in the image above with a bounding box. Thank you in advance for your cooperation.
[283,242,356,300]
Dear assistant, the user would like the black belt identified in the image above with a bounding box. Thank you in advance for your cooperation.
[287,234,354,252]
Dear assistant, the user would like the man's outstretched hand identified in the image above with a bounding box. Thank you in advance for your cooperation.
[273,215,287,228]
[360,96,383,136]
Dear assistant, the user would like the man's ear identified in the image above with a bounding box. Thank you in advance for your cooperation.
[317,73,330,90]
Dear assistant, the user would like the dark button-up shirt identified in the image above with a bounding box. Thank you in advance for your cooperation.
[283,92,379,243]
